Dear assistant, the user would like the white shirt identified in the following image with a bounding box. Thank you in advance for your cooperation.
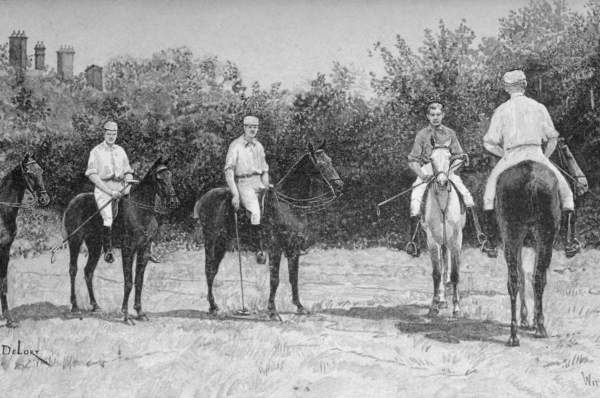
[484,93,559,152]
[85,142,133,181]
[224,135,269,177]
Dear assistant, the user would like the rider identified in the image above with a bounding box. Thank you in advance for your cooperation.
[224,115,270,264]
[407,102,476,257]
[482,70,581,258]
[85,121,135,263]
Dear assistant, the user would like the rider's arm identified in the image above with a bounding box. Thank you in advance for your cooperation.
[88,173,117,196]
[541,106,560,158]
[224,143,239,198]
[258,143,270,187]
[483,111,505,158]
[544,137,558,158]
[408,132,428,180]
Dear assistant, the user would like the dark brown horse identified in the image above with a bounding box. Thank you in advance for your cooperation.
[194,143,343,319]
[496,160,560,346]
[63,157,179,323]
[0,153,50,327]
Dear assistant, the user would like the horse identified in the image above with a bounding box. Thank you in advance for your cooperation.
[0,153,50,327]
[421,145,467,318]
[63,157,180,323]
[194,142,343,320]
[496,160,560,346]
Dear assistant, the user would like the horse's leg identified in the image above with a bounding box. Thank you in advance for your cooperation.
[68,238,83,313]
[518,249,529,329]
[450,242,461,318]
[133,245,150,321]
[532,235,553,338]
[0,246,16,327]
[267,247,283,320]
[289,252,308,316]
[121,245,135,324]
[438,244,448,309]
[206,237,226,315]
[428,243,441,316]
[504,235,523,347]
[83,237,102,312]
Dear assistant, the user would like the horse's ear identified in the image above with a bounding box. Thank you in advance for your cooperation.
[318,139,326,150]
[308,142,315,154]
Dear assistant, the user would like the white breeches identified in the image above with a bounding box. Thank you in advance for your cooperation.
[237,175,266,225]
[410,163,475,217]
[94,180,125,227]
[483,146,574,211]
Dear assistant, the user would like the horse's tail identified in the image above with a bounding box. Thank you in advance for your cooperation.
[524,178,539,218]
[61,208,68,240]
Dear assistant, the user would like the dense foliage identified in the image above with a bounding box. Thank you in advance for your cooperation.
[2,0,600,250]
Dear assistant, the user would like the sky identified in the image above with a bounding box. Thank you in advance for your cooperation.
[0,0,590,91]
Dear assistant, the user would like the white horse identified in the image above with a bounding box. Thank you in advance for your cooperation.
[422,144,467,317]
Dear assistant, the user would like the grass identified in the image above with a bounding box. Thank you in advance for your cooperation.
[0,245,599,397]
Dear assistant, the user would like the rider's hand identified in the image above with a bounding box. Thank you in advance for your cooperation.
[111,190,122,199]
[421,172,433,181]
[232,195,240,210]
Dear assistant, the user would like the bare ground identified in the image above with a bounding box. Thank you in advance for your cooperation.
[1,246,600,397]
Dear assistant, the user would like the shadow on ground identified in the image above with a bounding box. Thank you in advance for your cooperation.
[324,304,511,345]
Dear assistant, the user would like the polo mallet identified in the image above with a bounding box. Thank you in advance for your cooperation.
[233,211,250,316]
[50,182,134,264]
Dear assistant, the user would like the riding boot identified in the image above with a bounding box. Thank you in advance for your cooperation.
[253,225,267,264]
[406,215,421,258]
[102,226,115,263]
[562,210,581,258]
[482,210,498,258]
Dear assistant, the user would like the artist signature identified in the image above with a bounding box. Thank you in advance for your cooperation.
[2,340,51,366]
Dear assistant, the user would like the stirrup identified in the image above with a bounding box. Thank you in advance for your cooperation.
[256,251,267,264]
[481,240,497,258]
[104,250,115,263]
[405,241,420,257]
[565,238,581,258]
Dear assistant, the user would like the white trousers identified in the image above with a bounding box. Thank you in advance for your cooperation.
[94,180,125,227]
[483,146,574,210]
[237,175,266,225]
[410,163,475,217]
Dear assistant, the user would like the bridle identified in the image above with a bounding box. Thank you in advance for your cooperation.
[122,164,178,214]
[0,159,45,209]
[274,151,342,213]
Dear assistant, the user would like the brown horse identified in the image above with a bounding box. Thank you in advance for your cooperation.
[194,143,343,319]
[0,153,50,327]
[496,160,560,346]
[63,157,179,323]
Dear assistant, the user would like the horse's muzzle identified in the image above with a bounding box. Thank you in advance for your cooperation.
[37,191,51,207]
[168,195,181,209]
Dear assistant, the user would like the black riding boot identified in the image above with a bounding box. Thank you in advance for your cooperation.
[102,226,115,263]
[253,225,267,264]
[562,210,581,258]
[406,215,421,258]
[482,210,498,258]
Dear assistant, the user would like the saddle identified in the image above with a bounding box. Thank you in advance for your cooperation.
[420,179,466,215]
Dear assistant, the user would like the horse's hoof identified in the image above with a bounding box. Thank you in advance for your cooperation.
[91,304,102,313]
[269,311,282,322]
[534,326,548,338]
[209,306,219,316]
[71,305,80,313]
[296,306,310,315]
[5,319,18,328]
[427,307,439,317]
[136,313,149,321]
[123,317,136,326]
[520,320,530,329]
[506,336,520,347]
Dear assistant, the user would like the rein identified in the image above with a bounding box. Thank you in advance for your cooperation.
[273,153,342,213]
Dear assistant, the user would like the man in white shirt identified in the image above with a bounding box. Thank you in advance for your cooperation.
[85,121,135,263]
[224,115,270,264]
[482,70,580,257]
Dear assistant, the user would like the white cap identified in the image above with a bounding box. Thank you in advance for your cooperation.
[103,121,118,131]
[243,116,259,125]
[502,70,527,85]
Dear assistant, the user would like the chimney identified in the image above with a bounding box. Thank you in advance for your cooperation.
[57,45,75,80]
[85,64,103,90]
[34,42,46,70]
[9,30,28,70]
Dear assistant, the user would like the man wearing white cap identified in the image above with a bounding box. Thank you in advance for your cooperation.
[85,121,135,263]
[481,70,580,257]
[224,115,269,264]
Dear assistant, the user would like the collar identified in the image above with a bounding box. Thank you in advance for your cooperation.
[101,141,116,150]
[510,92,525,99]
[242,136,257,147]
[428,124,447,135]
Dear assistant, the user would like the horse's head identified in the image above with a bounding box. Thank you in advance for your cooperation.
[430,145,453,189]
[307,140,344,195]
[148,156,180,209]
[21,153,50,206]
